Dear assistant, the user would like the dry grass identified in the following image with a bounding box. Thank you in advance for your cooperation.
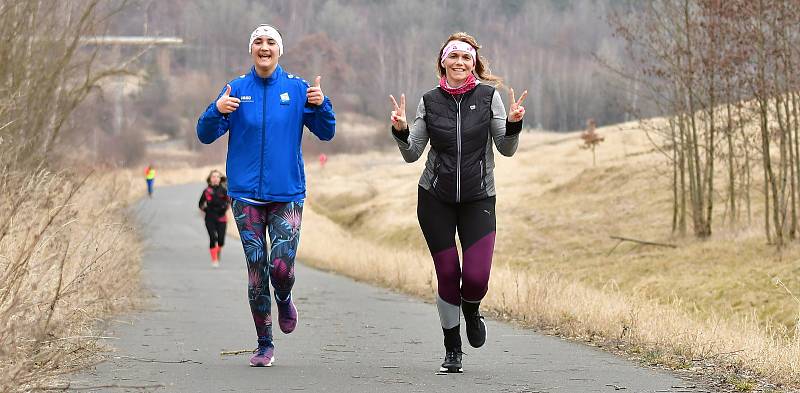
[299,124,800,388]
[299,205,434,295]
[0,169,142,392]
[0,163,234,392]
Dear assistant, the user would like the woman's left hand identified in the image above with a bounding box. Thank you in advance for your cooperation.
[306,76,325,106]
[508,87,528,123]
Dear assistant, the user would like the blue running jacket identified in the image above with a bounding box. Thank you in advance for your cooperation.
[197,65,335,202]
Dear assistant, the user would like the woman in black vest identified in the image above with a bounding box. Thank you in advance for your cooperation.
[390,32,527,373]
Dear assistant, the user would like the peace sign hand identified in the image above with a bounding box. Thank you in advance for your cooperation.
[216,84,241,114]
[508,87,528,123]
[306,76,325,106]
[390,94,407,130]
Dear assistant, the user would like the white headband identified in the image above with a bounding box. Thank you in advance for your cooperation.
[441,40,477,65]
[249,25,283,55]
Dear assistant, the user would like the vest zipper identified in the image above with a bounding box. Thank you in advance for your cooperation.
[453,95,463,202]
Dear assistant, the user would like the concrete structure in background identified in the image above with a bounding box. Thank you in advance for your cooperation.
[80,36,183,76]
[79,36,184,161]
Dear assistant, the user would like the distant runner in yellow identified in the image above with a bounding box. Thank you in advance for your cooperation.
[144,164,156,198]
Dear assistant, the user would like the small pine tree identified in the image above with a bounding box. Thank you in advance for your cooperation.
[580,118,604,166]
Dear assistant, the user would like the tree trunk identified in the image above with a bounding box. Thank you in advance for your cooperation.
[726,101,736,227]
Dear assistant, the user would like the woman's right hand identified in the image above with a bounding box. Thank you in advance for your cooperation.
[216,84,241,114]
[390,94,407,130]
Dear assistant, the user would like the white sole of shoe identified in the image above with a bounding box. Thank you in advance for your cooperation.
[438,366,463,373]
[249,356,274,367]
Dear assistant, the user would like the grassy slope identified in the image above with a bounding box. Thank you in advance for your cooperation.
[305,123,800,334]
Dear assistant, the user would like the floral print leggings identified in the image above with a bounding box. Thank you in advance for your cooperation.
[232,199,303,344]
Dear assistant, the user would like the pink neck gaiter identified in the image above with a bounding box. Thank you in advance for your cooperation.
[439,73,477,95]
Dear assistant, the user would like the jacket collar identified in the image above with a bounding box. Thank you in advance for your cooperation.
[250,64,283,85]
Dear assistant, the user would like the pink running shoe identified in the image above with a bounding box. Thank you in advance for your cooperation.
[276,295,298,334]
[249,345,274,367]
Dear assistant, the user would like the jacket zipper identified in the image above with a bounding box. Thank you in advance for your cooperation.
[259,79,266,197]
[453,95,463,202]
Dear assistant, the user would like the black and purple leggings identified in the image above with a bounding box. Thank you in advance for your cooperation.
[232,199,303,346]
[417,186,496,330]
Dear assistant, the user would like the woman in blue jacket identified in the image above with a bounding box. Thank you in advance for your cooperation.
[197,24,335,368]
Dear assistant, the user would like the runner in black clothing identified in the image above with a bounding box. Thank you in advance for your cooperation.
[198,170,230,267]
[389,32,527,373]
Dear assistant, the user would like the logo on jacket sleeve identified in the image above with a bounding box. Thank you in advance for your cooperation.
[280,92,290,105]
[240,95,254,103]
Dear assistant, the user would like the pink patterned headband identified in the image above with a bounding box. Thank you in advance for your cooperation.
[440,40,477,65]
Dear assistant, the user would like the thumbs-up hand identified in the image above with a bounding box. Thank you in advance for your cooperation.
[216,84,240,114]
[306,76,324,106]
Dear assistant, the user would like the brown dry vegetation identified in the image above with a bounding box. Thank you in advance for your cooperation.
[0,2,151,390]
[0,169,141,392]
[0,162,231,392]
[298,125,800,389]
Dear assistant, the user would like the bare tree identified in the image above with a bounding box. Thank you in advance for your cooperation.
[611,0,800,245]
[0,1,138,390]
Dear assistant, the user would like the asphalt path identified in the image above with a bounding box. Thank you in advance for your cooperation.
[69,183,705,392]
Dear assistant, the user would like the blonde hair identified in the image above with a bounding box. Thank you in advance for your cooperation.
[436,32,502,86]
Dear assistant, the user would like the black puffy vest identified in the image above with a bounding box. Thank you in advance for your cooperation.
[423,84,494,203]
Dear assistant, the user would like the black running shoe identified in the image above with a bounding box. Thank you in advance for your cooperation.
[463,303,486,348]
[439,348,463,373]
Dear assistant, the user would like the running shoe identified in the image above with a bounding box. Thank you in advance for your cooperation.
[463,303,486,348]
[439,348,463,373]
[276,294,298,334]
[249,344,274,367]
[210,247,219,268]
